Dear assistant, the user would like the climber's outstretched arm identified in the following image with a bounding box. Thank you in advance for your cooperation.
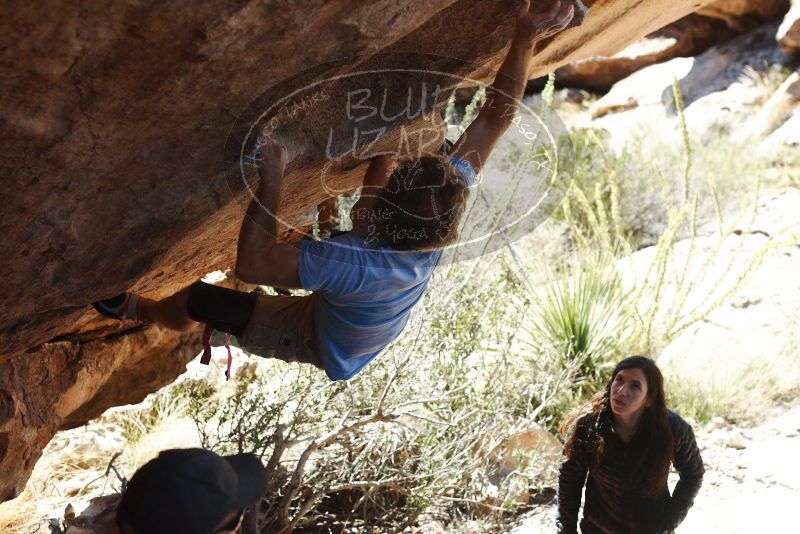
[235,137,302,289]
[451,0,574,172]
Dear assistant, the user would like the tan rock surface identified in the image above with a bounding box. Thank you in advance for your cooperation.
[487,425,562,479]
[0,4,727,356]
[589,57,694,118]
[556,14,735,92]
[0,326,198,501]
[657,20,789,109]
[697,0,790,31]
[759,107,800,154]
[657,188,800,402]
[0,0,730,503]
[66,495,121,534]
[747,69,800,138]
[556,0,792,92]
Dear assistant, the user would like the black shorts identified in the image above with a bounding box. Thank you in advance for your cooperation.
[186,281,257,337]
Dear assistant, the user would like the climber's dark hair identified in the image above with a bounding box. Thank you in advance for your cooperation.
[366,155,469,251]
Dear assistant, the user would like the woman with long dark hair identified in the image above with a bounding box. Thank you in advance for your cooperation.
[556,356,704,533]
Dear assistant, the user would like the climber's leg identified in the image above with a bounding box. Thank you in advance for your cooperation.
[93,281,258,334]
[136,286,196,331]
[237,292,323,370]
[93,286,195,331]
[181,281,258,335]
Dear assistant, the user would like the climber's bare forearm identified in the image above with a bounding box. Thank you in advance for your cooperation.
[494,0,575,121]
[484,33,536,126]
[239,170,281,251]
[450,34,534,171]
[485,0,576,123]
[452,0,574,172]
[235,145,301,288]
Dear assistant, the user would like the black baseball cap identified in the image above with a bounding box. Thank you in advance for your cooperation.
[117,448,268,534]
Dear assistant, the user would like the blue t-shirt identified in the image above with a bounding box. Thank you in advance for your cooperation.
[298,233,442,380]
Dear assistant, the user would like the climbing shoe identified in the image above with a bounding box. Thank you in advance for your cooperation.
[92,292,140,321]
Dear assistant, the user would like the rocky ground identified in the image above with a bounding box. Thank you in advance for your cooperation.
[512,399,800,533]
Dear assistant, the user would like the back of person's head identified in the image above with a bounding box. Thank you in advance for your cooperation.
[559,355,673,496]
[370,155,469,251]
[117,448,267,534]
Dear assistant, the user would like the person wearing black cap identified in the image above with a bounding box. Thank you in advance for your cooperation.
[116,448,268,534]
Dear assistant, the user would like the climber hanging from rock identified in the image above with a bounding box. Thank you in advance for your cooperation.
[92,0,581,381]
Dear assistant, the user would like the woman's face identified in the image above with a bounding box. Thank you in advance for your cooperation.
[610,368,651,418]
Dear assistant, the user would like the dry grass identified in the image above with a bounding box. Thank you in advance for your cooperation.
[663,331,800,424]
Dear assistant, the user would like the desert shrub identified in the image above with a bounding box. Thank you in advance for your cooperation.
[738,63,794,96]
[663,374,727,426]
[519,258,627,389]
[109,390,189,445]
[179,258,569,533]
[663,329,800,425]
[556,74,796,252]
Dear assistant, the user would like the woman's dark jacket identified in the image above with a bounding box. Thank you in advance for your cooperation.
[556,410,704,534]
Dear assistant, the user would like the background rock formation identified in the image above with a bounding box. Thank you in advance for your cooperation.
[554,14,736,92]
[0,327,199,501]
[555,0,793,91]
[0,0,728,501]
[697,0,790,31]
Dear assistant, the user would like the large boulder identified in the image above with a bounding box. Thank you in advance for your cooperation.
[66,494,121,534]
[0,326,198,501]
[746,69,800,138]
[665,21,791,107]
[471,425,562,514]
[759,107,800,154]
[589,21,794,141]
[487,425,562,483]
[588,57,695,118]
[591,20,793,120]
[0,0,736,503]
[658,189,800,420]
[556,14,736,92]
[697,0,791,31]
[555,0,793,93]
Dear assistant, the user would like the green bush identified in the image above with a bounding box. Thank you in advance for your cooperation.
[519,257,628,389]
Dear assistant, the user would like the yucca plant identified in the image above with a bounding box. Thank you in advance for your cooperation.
[521,257,629,388]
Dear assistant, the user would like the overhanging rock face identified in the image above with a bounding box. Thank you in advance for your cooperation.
[0,326,199,501]
[0,0,715,501]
